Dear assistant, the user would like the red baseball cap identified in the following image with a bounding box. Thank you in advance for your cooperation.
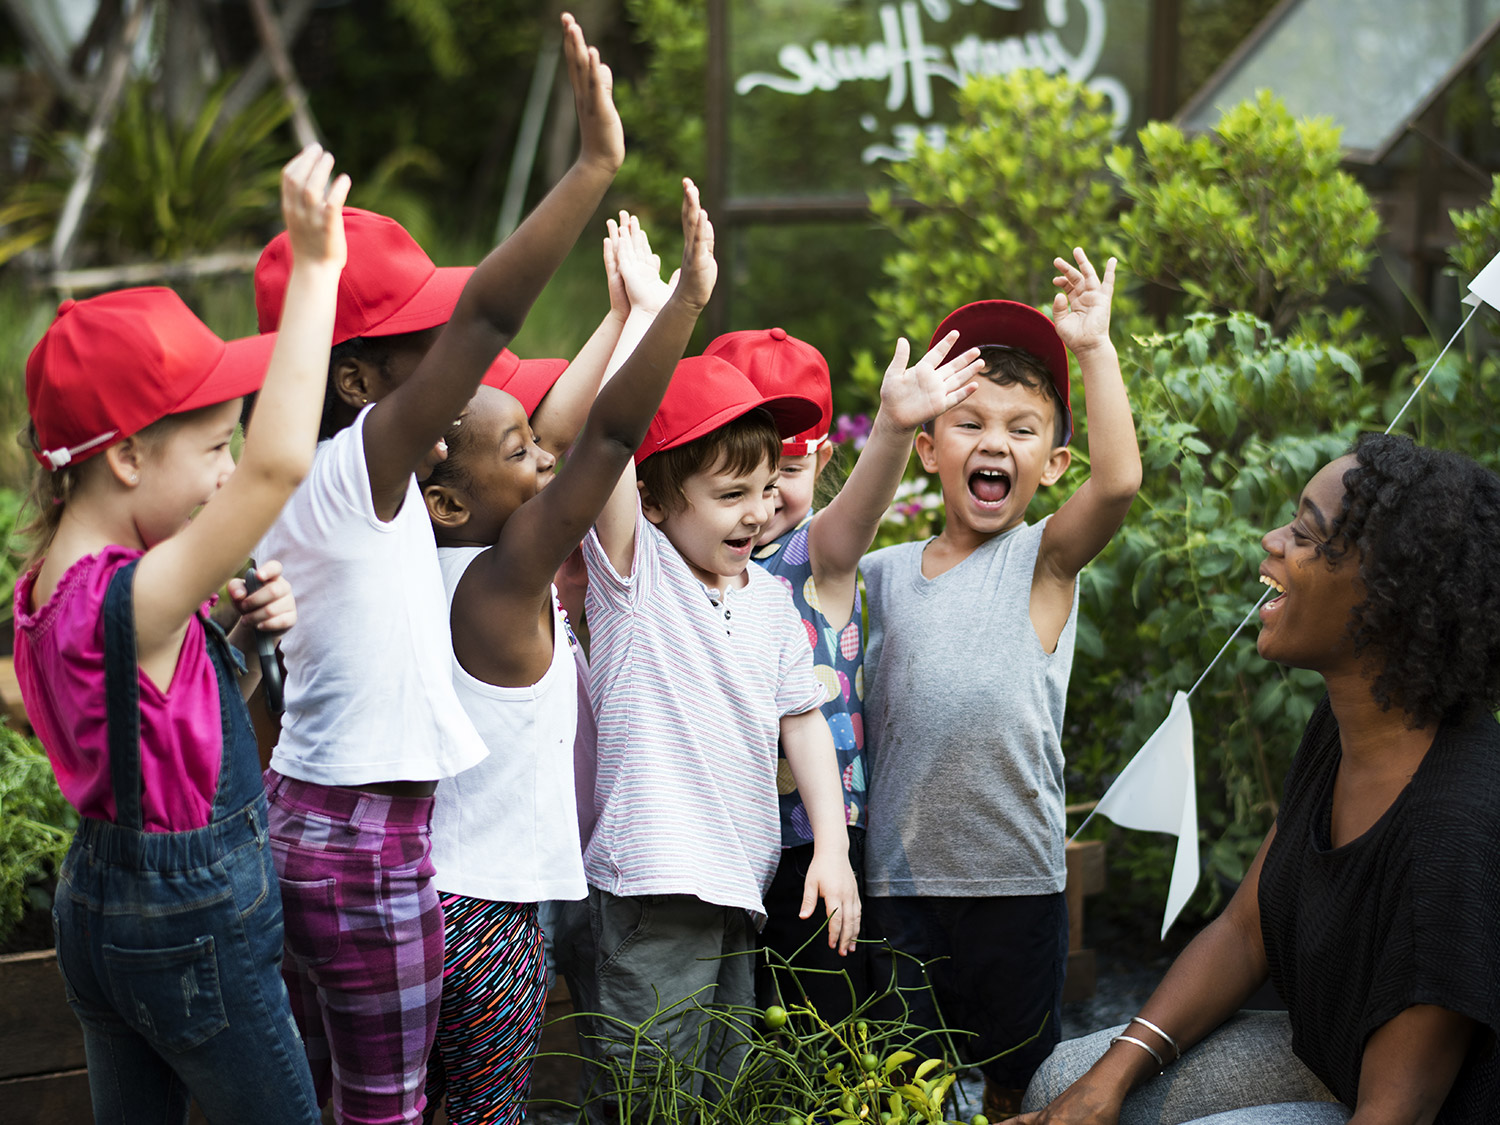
[931,300,1072,443]
[703,328,832,456]
[254,207,472,343]
[25,288,276,470]
[636,355,822,465]
[480,349,570,416]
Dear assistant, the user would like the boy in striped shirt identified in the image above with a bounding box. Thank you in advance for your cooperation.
[578,353,860,1108]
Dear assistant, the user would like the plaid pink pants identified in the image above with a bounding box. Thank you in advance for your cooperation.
[265,769,445,1125]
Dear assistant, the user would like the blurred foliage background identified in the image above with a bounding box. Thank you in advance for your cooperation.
[1,0,1500,946]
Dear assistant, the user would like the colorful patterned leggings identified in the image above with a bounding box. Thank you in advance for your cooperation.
[424,896,549,1125]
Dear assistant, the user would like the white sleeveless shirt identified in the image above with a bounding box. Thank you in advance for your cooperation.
[256,405,488,785]
[430,546,586,902]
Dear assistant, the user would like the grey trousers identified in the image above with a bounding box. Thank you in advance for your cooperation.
[1022,1011,1352,1125]
[576,887,757,1120]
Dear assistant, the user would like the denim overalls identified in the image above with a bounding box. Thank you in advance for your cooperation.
[51,559,320,1125]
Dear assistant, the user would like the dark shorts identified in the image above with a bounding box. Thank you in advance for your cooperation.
[867,892,1068,1090]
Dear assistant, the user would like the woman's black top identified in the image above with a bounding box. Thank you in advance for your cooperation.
[1260,695,1500,1123]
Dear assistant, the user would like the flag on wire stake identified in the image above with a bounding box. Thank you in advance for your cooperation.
[1071,250,1500,939]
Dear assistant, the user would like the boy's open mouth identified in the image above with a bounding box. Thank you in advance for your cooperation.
[968,468,1011,505]
[726,536,752,551]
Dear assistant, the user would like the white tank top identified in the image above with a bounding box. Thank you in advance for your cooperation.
[257,405,488,785]
[430,546,585,902]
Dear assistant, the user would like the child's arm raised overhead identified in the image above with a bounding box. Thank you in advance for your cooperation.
[495,182,712,606]
[132,146,348,676]
[781,707,861,955]
[806,333,981,628]
[524,218,638,459]
[593,194,690,579]
[1033,248,1142,635]
[363,12,623,517]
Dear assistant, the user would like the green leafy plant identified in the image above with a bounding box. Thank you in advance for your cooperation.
[867,70,1123,377]
[1107,90,1380,334]
[0,725,74,947]
[0,79,289,268]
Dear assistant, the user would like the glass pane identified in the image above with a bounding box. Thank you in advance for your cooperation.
[726,0,1152,200]
[1181,0,1500,154]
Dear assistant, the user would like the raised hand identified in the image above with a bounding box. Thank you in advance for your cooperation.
[603,220,628,319]
[674,177,716,313]
[281,143,350,269]
[610,211,673,315]
[1052,247,1117,356]
[562,12,625,175]
[878,330,982,433]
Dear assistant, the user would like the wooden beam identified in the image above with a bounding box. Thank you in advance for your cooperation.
[244,0,321,149]
[48,249,261,296]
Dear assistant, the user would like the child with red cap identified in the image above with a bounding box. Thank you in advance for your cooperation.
[860,249,1142,1115]
[414,189,713,1125]
[250,15,624,1123]
[13,145,347,1125]
[572,331,862,1110]
[702,326,982,1021]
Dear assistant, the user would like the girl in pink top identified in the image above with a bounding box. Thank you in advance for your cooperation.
[12,146,347,1125]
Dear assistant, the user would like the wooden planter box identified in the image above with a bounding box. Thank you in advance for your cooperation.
[0,948,92,1120]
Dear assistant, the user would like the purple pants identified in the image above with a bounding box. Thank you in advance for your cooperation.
[265,770,446,1125]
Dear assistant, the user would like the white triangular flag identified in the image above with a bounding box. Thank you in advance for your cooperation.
[1091,691,1199,939]
[1467,251,1500,310]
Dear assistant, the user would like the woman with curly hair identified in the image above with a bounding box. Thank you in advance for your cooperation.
[1016,432,1500,1125]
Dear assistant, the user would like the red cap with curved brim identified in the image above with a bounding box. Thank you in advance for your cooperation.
[635,355,822,465]
[480,349,571,417]
[255,207,472,343]
[26,288,276,470]
[931,299,1072,444]
[703,327,832,456]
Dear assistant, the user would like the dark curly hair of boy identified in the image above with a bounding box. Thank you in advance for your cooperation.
[1322,432,1500,727]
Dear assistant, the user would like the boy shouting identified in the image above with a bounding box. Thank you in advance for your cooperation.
[862,249,1141,1116]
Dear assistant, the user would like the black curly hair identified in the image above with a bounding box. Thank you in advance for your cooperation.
[1320,432,1500,727]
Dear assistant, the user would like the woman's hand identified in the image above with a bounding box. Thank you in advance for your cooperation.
[1012,1070,1127,1125]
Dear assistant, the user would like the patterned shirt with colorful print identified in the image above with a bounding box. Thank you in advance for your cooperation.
[752,513,868,846]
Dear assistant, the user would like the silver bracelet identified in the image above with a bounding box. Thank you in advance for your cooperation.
[1129,1015,1181,1062]
[1110,1033,1164,1074]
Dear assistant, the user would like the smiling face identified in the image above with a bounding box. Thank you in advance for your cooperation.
[132,398,243,547]
[1257,455,1366,674]
[644,449,779,590]
[914,377,1070,544]
[425,385,555,545]
[757,445,833,547]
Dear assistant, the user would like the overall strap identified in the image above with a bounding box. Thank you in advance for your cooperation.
[101,558,145,831]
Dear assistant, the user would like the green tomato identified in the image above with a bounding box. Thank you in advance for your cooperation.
[763,1005,789,1031]
[856,1020,870,1037]
[841,1092,858,1115]
[861,1052,881,1072]
[971,1116,990,1125]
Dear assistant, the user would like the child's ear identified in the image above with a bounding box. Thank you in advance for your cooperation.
[423,483,469,531]
[914,428,939,474]
[639,480,668,526]
[332,356,377,409]
[814,443,835,476]
[104,438,144,487]
[1040,445,1072,487]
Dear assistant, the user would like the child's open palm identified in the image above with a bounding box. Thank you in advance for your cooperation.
[610,211,673,315]
[879,329,982,432]
[563,12,625,175]
[281,144,350,269]
[674,177,716,312]
[1052,247,1116,356]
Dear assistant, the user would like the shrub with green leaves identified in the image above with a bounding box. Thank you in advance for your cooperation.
[867,70,1123,363]
[0,725,73,947]
[1108,90,1380,334]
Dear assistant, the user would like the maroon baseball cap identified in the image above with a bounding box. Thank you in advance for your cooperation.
[26,288,276,470]
[480,349,571,417]
[931,300,1072,443]
[254,207,472,343]
[704,328,832,456]
[635,355,822,465]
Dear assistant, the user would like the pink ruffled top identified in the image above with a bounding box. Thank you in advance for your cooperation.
[14,546,224,831]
